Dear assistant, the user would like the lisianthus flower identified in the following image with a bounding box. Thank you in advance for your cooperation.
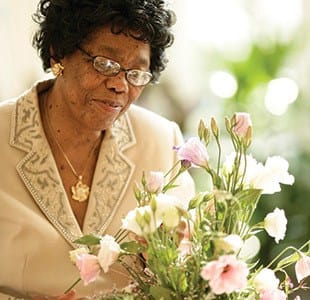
[222,153,294,195]
[174,137,209,167]
[253,156,294,194]
[253,268,280,292]
[155,194,184,228]
[214,234,244,254]
[222,152,264,187]
[295,254,310,283]
[238,235,261,260]
[75,253,101,285]
[178,238,192,257]
[69,247,89,264]
[97,235,121,273]
[200,255,249,295]
[233,112,252,138]
[259,288,286,300]
[162,205,180,228]
[145,171,165,193]
[122,206,160,236]
[155,193,186,214]
[264,208,287,243]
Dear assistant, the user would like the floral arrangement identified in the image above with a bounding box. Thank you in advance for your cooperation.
[68,113,309,300]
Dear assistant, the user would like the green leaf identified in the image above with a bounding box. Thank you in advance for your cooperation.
[74,234,101,245]
[235,188,262,206]
[120,241,146,253]
[150,286,173,300]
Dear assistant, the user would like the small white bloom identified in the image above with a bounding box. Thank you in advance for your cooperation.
[121,206,160,236]
[155,193,186,212]
[69,247,89,264]
[162,205,180,228]
[97,235,120,273]
[145,171,165,193]
[214,234,243,254]
[264,208,287,243]
[253,268,280,292]
[223,153,294,195]
[238,235,260,260]
[251,156,294,194]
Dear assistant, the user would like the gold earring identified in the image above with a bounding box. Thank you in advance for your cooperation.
[51,63,64,77]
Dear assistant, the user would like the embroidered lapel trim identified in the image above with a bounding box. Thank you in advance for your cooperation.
[83,113,136,235]
[10,81,136,247]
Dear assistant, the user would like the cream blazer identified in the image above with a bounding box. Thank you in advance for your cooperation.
[0,80,195,299]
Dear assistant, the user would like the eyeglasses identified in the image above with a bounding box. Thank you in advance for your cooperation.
[77,46,153,87]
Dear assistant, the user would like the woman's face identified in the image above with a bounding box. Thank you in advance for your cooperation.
[55,26,151,131]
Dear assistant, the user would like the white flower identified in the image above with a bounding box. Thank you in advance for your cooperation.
[214,234,244,254]
[155,193,186,214]
[121,206,160,236]
[145,171,165,193]
[253,268,280,292]
[162,205,180,228]
[252,156,294,194]
[222,153,294,195]
[97,235,120,273]
[264,208,287,243]
[238,235,260,260]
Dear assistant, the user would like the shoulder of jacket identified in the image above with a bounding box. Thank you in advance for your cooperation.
[127,104,177,128]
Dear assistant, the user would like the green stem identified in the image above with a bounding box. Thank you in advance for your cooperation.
[64,277,81,294]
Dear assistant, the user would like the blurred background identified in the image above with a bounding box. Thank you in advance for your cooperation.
[1,0,309,297]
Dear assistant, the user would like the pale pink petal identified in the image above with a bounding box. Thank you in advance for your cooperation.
[260,289,286,300]
[174,137,209,167]
[76,253,101,285]
[233,112,252,137]
[178,238,192,256]
[200,255,249,295]
[295,254,310,283]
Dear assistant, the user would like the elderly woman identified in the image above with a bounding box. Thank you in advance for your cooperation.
[0,0,194,299]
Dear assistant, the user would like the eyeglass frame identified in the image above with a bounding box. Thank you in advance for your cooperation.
[77,46,153,87]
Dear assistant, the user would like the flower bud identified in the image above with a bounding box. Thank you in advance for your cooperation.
[211,117,219,138]
[232,112,252,138]
[198,119,206,141]
[145,171,165,193]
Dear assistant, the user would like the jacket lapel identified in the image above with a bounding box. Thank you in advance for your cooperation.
[83,112,136,236]
[10,82,82,247]
[10,81,137,247]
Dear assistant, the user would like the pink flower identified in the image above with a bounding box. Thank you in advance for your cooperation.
[178,238,192,256]
[145,171,165,193]
[295,254,310,283]
[174,137,209,167]
[75,253,101,285]
[260,288,286,300]
[233,112,252,137]
[200,255,249,295]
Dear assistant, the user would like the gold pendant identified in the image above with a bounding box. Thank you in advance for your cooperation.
[71,176,90,202]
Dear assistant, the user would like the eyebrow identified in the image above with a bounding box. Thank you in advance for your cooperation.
[97,45,150,67]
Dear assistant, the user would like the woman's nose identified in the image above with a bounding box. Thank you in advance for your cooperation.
[104,72,129,93]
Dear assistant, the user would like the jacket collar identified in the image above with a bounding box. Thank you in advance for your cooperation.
[10,80,136,247]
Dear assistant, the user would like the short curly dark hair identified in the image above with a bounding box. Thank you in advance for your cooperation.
[32,0,176,83]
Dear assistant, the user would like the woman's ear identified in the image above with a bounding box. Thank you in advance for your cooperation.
[49,46,64,76]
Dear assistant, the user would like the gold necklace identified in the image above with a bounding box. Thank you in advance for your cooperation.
[43,97,101,202]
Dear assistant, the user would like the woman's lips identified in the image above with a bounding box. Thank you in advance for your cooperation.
[91,99,122,112]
